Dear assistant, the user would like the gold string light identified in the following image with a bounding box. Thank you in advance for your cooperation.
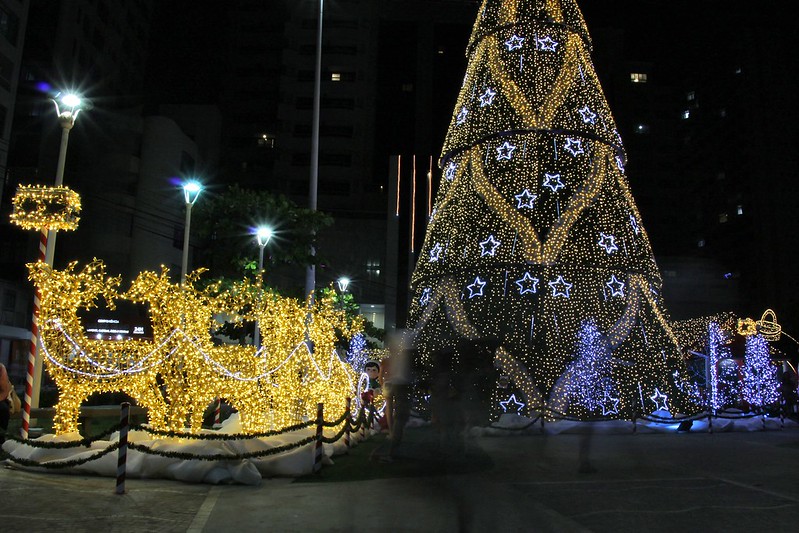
[10,185,82,231]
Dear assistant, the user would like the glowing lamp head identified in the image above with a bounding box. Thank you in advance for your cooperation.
[61,93,81,108]
[182,180,203,205]
[255,226,273,247]
[337,277,350,292]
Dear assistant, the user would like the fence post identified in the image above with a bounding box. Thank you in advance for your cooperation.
[708,412,713,434]
[313,402,324,473]
[213,398,222,428]
[344,397,351,451]
[116,402,130,495]
[780,397,785,429]
[360,402,367,440]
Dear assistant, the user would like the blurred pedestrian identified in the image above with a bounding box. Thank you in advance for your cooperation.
[372,330,414,462]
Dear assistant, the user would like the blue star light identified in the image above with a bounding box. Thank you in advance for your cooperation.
[496,141,516,161]
[499,394,525,413]
[479,87,497,107]
[564,137,585,157]
[429,242,443,262]
[504,34,525,51]
[467,276,487,298]
[606,275,625,297]
[601,392,620,416]
[536,36,559,52]
[479,235,501,257]
[616,156,625,172]
[515,272,540,295]
[629,214,640,235]
[650,388,669,412]
[419,287,432,307]
[548,275,573,298]
[543,172,565,192]
[515,189,537,209]
[578,105,597,124]
[456,106,469,125]
[444,161,457,181]
[598,232,618,254]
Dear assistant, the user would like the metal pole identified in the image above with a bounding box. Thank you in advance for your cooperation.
[181,202,193,284]
[305,0,324,303]
[254,245,265,349]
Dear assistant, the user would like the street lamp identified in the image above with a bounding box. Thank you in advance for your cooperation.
[305,0,324,302]
[253,226,273,348]
[337,277,350,293]
[181,180,203,284]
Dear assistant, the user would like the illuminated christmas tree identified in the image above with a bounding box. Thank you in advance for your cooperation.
[409,0,695,419]
[741,334,780,409]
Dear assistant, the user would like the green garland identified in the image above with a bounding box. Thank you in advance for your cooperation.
[136,419,316,441]
[128,435,317,461]
[321,410,351,428]
[0,423,124,449]
[0,442,121,469]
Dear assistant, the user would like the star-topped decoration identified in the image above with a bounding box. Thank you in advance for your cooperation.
[444,161,457,181]
[598,232,618,254]
[467,276,487,298]
[543,172,565,192]
[479,87,497,107]
[499,394,525,413]
[564,137,585,157]
[601,391,620,416]
[578,105,597,124]
[548,275,573,298]
[515,272,540,295]
[650,388,669,412]
[419,287,432,307]
[496,141,516,161]
[629,214,640,235]
[606,275,626,297]
[479,235,501,257]
[536,36,559,52]
[456,107,469,125]
[504,34,525,51]
[514,189,537,209]
[429,242,443,262]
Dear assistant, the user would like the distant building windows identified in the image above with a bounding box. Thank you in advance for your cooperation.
[719,213,728,224]
[630,72,647,83]
[366,259,381,280]
[735,66,742,74]
[401,83,414,92]
[0,4,20,45]
[682,110,691,120]
[331,72,341,82]
[686,91,696,101]
[736,205,744,216]
[635,124,650,134]
[258,133,275,148]
[698,239,706,248]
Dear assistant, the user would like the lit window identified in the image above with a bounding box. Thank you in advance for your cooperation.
[735,66,742,74]
[630,73,647,83]
[698,239,705,248]
[331,72,341,82]
[686,91,695,101]
[719,213,728,224]
[437,48,445,55]
[258,133,275,148]
[635,124,650,134]
[736,205,743,216]
[682,110,690,120]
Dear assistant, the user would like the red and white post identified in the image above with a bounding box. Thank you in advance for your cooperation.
[313,402,324,473]
[21,230,47,439]
[213,398,222,428]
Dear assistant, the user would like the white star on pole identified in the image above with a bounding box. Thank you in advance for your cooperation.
[548,275,573,298]
[578,105,597,124]
[499,394,525,413]
[536,36,559,52]
[429,243,443,262]
[496,141,517,161]
[479,87,497,107]
[598,232,618,254]
[419,287,432,307]
[515,272,540,295]
[456,107,469,125]
[606,275,625,297]
[479,235,501,257]
[467,276,487,298]
[504,34,525,51]
[601,392,620,416]
[515,189,537,209]
[444,161,457,181]
[543,172,565,192]
[650,388,669,412]
[564,137,585,156]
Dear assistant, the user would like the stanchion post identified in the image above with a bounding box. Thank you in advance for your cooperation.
[708,413,713,434]
[344,397,351,451]
[780,397,785,429]
[116,402,130,495]
[213,398,222,428]
[313,402,324,473]
[360,402,367,440]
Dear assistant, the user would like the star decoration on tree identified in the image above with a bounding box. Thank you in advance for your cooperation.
[535,35,559,52]
[467,276,487,298]
[456,107,469,125]
[429,243,443,262]
[650,388,669,412]
[629,214,640,235]
[606,275,625,297]
[496,141,517,161]
[479,235,501,257]
[499,394,525,413]
[515,272,540,295]
[504,34,525,51]
[616,156,625,172]
[479,87,497,107]
[578,105,597,124]
[514,189,537,209]
[419,287,432,307]
[601,392,620,416]
[548,275,573,298]
[564,137,585,156]
[598,232,618,254]
[444,161,457,181]
[543,172,565,192]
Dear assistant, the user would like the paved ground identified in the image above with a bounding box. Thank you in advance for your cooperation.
[3,425,799,532]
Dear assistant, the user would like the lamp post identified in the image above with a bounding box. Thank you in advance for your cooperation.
[180,180,202,284]
[305,0,324,303]
[337,277,350,293]
[253,226,273,348]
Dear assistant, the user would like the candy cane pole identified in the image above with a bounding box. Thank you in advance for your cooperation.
[213,398,222,428]
[20,230,47,439]
[116,402,130,495]
[313,403,324,473]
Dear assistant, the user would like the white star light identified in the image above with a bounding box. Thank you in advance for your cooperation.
[499,394,525,413]
[467,276,487,298]
[650,388,669,412]
[496,141,516,161]
[515,272,540,295]
[445,161,457,181]
[479,87,497,107]
[515,189,537,209]
[548,275,573,298]
[479,235,501,257]
[429,243,443,262]
[419,287,432,307]
[616,156,625,172]
[504,34,525,51]
[456,107,469,125]
[536,36,559,52]
[629,214,640,235]
[543,172,565,192]
[606,275,625,297]
[601,392,620,416]
[598,232,618,254]
[564,137,585,157]
[578,105,597,124]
